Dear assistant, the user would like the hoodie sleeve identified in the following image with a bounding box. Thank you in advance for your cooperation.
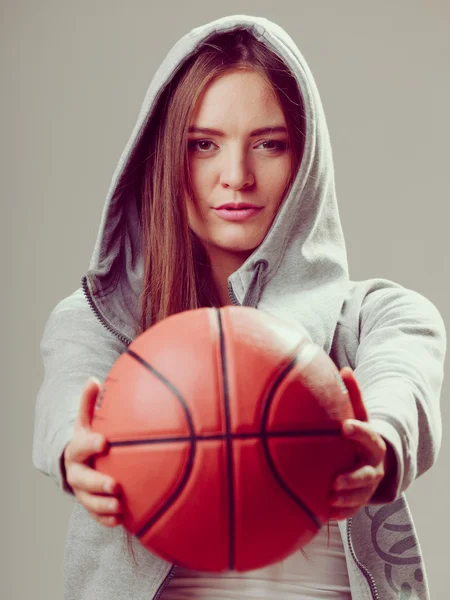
[32,288,127,496]
[352,284,447,504]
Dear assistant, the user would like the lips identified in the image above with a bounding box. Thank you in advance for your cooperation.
[216,202,262,210]
[213,203,263,222]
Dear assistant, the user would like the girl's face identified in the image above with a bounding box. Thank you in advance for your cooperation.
[186,69,292,269]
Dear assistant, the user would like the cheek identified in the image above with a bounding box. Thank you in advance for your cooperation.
[263,166,291,209]
[188,164,212,209]
[189,158,211,190]
[184,192,209,238]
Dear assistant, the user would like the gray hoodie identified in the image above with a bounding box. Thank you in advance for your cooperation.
[32,14,446,600]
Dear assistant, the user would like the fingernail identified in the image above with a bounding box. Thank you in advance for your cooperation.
[104,480,115,493]
[344,422,355,434]
[94,436,104,450]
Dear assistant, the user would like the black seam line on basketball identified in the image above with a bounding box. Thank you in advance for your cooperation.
[217,308,235,572]
[107,430,342,446]
[261,354,323,530]
[125,348,197,540]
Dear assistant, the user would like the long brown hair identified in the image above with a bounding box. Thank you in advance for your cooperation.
[138,27,306,331]
[124,27,308,566]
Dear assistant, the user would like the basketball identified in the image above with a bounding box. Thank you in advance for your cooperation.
[91,306,358,572]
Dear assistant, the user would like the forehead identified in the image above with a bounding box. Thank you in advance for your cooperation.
[190,69,284,127]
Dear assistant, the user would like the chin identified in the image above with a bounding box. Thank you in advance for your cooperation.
[219,243,261,259]
[219,233,264,251]
[197,232,264,261]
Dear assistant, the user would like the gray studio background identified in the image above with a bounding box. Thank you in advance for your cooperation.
[3,1,449,598]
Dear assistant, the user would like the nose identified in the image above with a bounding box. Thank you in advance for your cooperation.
[219,147,255,191]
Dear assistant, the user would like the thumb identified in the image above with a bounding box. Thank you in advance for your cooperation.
[77,377,102,432]
[339,367,369,422]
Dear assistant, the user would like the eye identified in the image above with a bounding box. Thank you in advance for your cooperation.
[188,139,217,153]
[256,140,288,152]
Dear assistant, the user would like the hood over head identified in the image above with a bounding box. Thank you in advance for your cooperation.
[82,14,350,353]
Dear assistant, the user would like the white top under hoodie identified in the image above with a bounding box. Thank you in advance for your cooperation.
[160,519,351,599]
[32,14,446,600]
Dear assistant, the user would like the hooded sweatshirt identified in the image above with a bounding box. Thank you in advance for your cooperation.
[32,14,446,600]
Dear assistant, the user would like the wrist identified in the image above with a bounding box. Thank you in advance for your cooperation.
[61,446,74,495]
[371,439,397,504]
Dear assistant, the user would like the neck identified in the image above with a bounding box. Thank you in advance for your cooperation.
[207,246,251,306]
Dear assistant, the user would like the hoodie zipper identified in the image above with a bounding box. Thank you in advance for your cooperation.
[81,276,132,347]
[82,276,181,599]
[346,517,379,600]
[152,565,178,599]
[228,281,240,306]
[82,276,240,341]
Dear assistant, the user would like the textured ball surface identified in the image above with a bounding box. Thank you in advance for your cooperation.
[92,306,357,572]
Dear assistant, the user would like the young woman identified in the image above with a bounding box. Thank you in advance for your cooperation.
[32,14,446,600]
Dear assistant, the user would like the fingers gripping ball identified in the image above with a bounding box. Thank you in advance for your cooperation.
[91,306,357,572]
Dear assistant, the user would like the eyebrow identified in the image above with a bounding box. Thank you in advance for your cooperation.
[188,125,288,137]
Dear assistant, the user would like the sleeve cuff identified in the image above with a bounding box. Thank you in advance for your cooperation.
[50,426,76,497]
[368,418,404,504]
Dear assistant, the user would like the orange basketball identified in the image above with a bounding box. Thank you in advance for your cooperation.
[91,306,357,572]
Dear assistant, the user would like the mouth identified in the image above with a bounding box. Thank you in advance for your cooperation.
[216,202,262,210]
[213,203,264,222]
